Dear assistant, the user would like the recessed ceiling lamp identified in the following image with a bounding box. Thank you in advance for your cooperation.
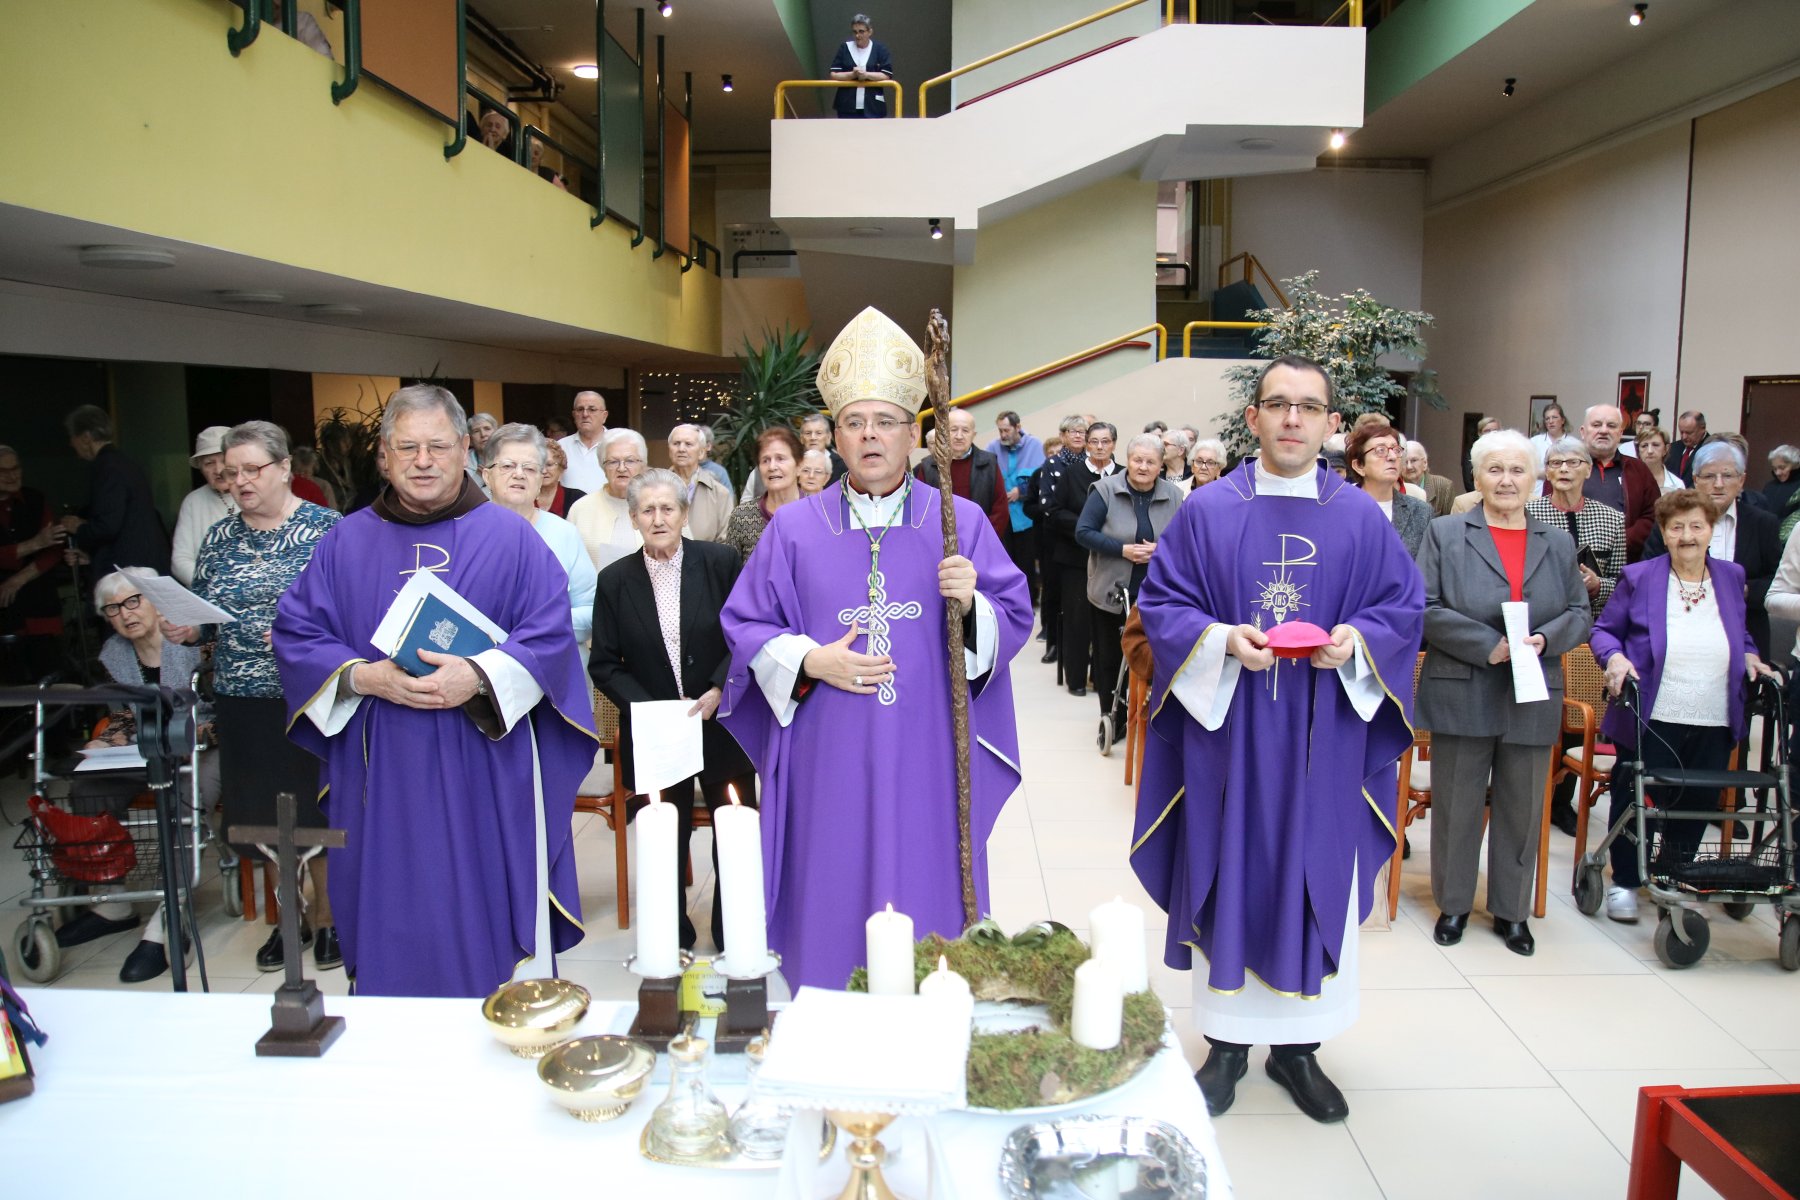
[1630,4,1648,25]
[572,64,599,80]
[1237,137,1275,151]
[79,244,175,270]
[216,289,284,304]
[1503,77,1516,97]
[929,218,944,241]
[849,226,885,236]
[305,303,364,318]
[1328,128,1346,150]
[657,2,672,16]
[721,74,733,93]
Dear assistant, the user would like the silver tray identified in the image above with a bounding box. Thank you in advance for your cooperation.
[999,1115,1207,1199]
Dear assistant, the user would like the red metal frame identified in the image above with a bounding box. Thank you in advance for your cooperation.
[1628,1084,1800,1200]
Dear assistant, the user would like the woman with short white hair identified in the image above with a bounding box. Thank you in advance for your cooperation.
[1764,444,1800,515]
[565,428,649,571]
[1183,438,1226,494]
[482,423,597,645]
[1527,435,1626,618]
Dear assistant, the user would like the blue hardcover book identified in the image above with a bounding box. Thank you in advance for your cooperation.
[395,592,495,676]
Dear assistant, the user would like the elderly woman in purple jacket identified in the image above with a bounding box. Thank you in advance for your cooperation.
[1590,489,1779,923]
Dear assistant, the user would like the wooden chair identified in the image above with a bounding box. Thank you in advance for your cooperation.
[573,690,632,929]
[1387,653,1431,919]
[1123,673,1148,790]
[1554,644,1617,891]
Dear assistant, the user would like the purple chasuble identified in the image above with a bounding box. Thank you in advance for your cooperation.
[274,503,597,998]
[720,482,1032,990]
[1130,463,1421,998]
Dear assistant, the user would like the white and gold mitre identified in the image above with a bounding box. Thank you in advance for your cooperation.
[815,306,928,418]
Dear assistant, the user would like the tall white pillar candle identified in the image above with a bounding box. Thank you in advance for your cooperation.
[865,904,916,996]
[713,786,769,976]
[1088,896,1148,993]
[917,954,972,1006]
[1070,958,1123,1051]
[634,792,682,978]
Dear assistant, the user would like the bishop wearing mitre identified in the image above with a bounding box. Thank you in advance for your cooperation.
[719,307,1034,989]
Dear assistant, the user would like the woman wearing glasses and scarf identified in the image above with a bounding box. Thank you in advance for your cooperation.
[165,421,341,972]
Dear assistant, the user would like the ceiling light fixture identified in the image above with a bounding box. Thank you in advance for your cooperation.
[1630,4,1647,25]
[1328,128,1346,150]
[657,2,672,16]
[1502,77,1516,97]
[721,74,733,93]
[304,303,364,318]
[572,64,599,80]
[216,289,284,304]
[78,244,176,270]
[1237,137,1275,151]
[929,218,943,241]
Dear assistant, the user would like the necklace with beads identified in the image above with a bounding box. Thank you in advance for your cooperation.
[1676,569,1710,612]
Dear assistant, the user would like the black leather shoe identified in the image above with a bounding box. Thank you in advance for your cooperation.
[313,925,343,970]
[255,923,313,972]
[1550,803,1579,837]
[1194,1043,1249,1116]
[1402,834,1412,860]
[1068,685,1087,698]
[1265,1051,1349,1123]
[1494,917,1535,957]
[1433,912,1469,945]
[55,910,139,948]
[119,939,168,984]
[1040,646,1059,664]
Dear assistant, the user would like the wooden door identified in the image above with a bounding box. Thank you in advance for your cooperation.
[1740,377,1800,488]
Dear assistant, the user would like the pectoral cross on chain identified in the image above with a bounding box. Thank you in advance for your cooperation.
[232,792,348,1057]
[837,569,922,707]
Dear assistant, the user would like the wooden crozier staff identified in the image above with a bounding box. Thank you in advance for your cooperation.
[923,308,978,929]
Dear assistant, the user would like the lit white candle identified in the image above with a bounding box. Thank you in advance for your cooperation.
[634,791,681,977]
[1088,896,1148,993]
[917,954,971,1006]
[713,786,769,976]
[1070,958,1123,1051]
[865,904,915,996]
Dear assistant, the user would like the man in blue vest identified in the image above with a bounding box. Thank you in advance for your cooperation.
[988,410,1045,606]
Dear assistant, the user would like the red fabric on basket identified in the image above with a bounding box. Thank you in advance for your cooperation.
[27,796,137,883]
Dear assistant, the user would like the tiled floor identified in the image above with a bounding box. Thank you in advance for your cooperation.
[5,624,1798,1197]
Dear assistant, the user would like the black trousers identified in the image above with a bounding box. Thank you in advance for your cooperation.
[1004,525,1039,607]
[1207,1036,1320,1057]
[666,771,758,951]
[1608,721,1732,888]
[1058,563,1092,691]
[1092,604,1125,715]
[1040,547,1062,647]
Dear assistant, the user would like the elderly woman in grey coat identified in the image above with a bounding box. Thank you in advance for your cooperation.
[1075,433,1184,719]
[1416,429,1592,957]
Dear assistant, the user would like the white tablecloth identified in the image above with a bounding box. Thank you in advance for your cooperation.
[0,989,1231,1198]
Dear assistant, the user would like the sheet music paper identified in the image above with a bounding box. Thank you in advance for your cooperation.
[120,567,235,626]
[1501,601,1549,703]
[75,744,148,773]
[629,700,704,794]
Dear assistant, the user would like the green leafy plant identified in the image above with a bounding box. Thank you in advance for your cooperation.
[314,376,391,507]
[710,326,823,487]
[1218,272,1434,457]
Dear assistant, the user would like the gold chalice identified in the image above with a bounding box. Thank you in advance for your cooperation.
[826,1109,904,1200]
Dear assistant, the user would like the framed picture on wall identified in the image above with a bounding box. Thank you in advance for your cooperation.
[1618,373,1650,423]
[1529,395,1558,435]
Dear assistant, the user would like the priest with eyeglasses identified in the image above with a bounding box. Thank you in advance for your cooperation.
[719,307,1033,991]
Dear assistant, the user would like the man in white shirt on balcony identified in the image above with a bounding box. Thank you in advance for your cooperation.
[557,391,610,493]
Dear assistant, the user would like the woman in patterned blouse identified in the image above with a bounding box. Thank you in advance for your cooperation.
[1527,436,1626,618]
[165,421,341,973]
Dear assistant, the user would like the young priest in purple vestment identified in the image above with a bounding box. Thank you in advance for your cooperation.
[274,385,597,999]
[1130,356,1423,1124]
[719,307,1034,992]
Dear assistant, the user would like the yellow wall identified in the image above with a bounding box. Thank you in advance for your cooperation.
[1,0,718,358]
[312,373,401,426]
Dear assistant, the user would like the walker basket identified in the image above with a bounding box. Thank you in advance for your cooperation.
[1649,840,1792,898]
[19,796,139,885]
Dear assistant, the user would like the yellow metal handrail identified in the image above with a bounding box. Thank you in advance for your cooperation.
[773,79,902,120]
[1181,320,1269,357]
[918,0,1177,118]
[1218,251,1290,309]
[948,324,1167,411]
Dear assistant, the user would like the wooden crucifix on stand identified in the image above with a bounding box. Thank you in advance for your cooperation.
[231,792,347,1057]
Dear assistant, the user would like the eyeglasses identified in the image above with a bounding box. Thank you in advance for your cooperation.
[389,440,462,461]
[1363,445,1402,459]
[101,593,144,618]
[1695,471,1743,485]
[1259,400,1330,418]
[603,457,645,471]
[489,461,541,476]
[1545,458,1588,470]
[1192,459,1222,470]
[224,461,279,482]
[840,415,910,435]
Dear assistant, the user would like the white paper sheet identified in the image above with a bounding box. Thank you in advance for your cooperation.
[629,699,704,794]
[368,571,508,659]
[75,744,148,772]
[120,567,235,626]
[1501,600,1549,703]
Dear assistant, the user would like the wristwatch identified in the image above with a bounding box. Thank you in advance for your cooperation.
[472,669,490,698]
